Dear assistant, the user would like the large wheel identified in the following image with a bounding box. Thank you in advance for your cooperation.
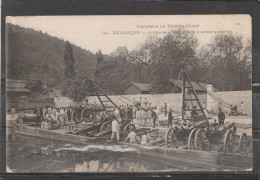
[99,113,107,124]
[72,110,83,123]
[121,117,129,127]
[194,129,210,151]
[165,127,179,148]
[100,121,111,132]
[123,123,136,133]
[188,128,198,150]
[238,133,248,153]
[81,108,95,122]
[223,129,235,153]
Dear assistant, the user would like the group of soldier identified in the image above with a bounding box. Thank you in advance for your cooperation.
[111,97,158,144]
[32,105,73,129]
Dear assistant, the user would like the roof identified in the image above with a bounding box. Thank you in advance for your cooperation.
[170,79,219,92]
[6,79,30,92]
[124,82,151,92]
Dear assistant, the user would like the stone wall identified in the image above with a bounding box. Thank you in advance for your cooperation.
[54,93,205,113]
[212,91,252,115]
[54,91,252,115]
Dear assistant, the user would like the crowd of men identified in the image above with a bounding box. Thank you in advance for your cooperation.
[32,105,74,130]
[115,97,158,128]
[111,97,158,144]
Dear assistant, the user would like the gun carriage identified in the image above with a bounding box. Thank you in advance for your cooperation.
[165,65,249,154]
[68,79,135,136]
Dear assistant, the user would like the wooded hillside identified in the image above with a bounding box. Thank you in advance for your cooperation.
[6,23,97,84]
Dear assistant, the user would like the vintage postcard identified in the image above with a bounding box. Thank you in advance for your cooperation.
[5,15,252,173]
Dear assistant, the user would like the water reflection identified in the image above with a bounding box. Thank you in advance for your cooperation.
[7,133,171,172]
[7,128,252,172]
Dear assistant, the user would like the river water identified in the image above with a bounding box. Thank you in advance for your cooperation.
[6,126,252,173]
[7,133,183,173]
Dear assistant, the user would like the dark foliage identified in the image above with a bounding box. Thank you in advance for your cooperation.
[25,79,44,93]
[6,23,96,82]
[96,49,104,64]
[63,41,76,79]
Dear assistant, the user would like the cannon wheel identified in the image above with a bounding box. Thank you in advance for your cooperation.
[238,133,248,153]
[72,110,83,123]
[165,127,179,148]
[81,108,95,122]
[188,128,198,150]
[223,129,235,153]
[123,123,136,133]
[100,121,111,132]
[121,117,129,127]
[99,113,108,124]
[194,129,210,151]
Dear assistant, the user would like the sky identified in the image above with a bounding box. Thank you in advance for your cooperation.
[6,15,251,54]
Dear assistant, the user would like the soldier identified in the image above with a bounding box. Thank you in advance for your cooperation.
[147,108,152,127]
[191,106,200,121]
[124,129,140,143]
[168,108,173,128]
[141,132,149,146]
[151,108,157,128]
[164,103,167,117]
[240,102,245,115]
[111,118,120,142]
[218,108,225,126]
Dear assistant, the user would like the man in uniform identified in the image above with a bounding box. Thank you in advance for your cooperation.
[240,102,245,115]
[191,106,200,122]
[114,108,120,122]
[111,118,120,142]
[168,108,173,128]
[164,103,167,117]
[124,129,140,143]
[218,108,225,126]
[151,108,157,128]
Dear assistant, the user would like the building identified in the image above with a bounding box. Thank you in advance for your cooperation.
[170,79,219,94]
[6,79,31,98]
[122,82,151,95]
[6,79,31,110]
[6,79,57,110]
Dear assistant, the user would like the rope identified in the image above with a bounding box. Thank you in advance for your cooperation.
[93,80,134,105]
[189,75,244,114]
[118,95,134,103]
[91,80,128,104]
[172,71,182,93]
[114,95,129,105]
[192,79,231,109]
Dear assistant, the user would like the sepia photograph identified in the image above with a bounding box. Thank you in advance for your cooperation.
[5,15,252,173]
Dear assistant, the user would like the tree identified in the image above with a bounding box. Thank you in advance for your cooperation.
[200,34,251,91]
[148,30,199,93]
[25,79,44,93]
[96,49,103,64]
[110,46,129,61]
[64,41,75,79]
[61,78,93,102]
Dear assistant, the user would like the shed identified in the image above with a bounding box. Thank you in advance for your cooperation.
[6,79,30,93]
[122,82,151,95]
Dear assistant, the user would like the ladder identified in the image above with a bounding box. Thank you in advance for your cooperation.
[181,69,207,121]
[80,79,119,109]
